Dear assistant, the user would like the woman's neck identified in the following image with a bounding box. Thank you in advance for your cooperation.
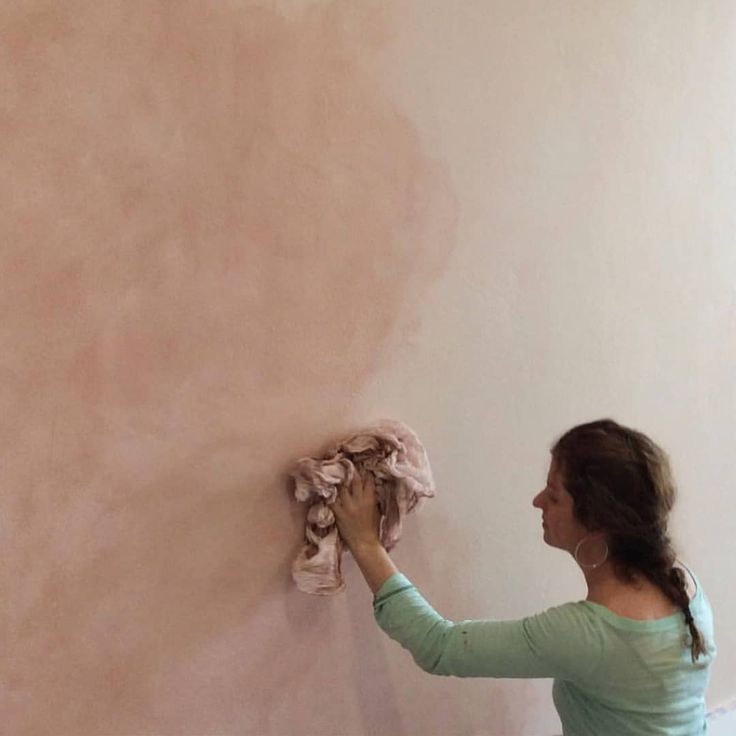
[582,561,680,618]
[582,560,621,603]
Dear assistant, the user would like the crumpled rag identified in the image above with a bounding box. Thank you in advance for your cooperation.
[290,418,435,595]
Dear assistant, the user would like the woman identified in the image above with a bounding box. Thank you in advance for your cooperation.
[329,419,716,735]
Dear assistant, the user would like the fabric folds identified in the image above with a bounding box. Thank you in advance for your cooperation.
[290,419,435,595]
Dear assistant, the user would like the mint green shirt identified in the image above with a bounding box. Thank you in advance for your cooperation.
[373,568,716,735]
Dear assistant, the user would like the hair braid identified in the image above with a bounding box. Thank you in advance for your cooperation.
[669,567,706,662]
[620,536,707,663]
[634,437,706,662]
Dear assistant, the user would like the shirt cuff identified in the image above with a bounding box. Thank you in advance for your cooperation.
[373,572,415,606]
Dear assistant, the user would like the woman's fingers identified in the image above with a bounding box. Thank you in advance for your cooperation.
[351,470,374,499]
[332,470,374,506]
[329,478,351,509]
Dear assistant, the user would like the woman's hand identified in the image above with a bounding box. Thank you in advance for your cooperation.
[330,470,381,551]
[331,470,398,594]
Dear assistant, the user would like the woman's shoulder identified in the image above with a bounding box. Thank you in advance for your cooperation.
[526,599,608,633]
[520,601,606,676]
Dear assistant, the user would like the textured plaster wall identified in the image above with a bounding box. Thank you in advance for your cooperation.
[2,2,735,735]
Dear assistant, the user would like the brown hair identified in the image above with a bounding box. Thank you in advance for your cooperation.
[551,418,706,662]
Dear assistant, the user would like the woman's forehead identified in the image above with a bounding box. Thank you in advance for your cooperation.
[546,456,565,485]
[547,454,560,475]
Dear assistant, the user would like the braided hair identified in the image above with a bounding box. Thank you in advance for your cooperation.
[551,419,706,662]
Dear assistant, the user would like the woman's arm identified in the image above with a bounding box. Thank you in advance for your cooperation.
[330,469,602,680]
[373,575,604,679]
[349,539,399,594]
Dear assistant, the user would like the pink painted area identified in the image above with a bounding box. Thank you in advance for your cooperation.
[1,2,456,734]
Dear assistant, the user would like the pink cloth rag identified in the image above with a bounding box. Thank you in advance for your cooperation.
[290,419,435,595]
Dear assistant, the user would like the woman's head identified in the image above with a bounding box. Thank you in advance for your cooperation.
[549,418,676,574]
[544,418,705,661]
[533,455,594,557]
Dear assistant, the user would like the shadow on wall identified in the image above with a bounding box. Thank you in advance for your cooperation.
[2,1,457,734]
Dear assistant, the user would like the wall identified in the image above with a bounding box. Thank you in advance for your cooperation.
[709,698,736,736]
[2,2,734,734]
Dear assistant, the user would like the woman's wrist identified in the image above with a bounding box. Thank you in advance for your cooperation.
[348,537,382,556]
[347,538,399,594]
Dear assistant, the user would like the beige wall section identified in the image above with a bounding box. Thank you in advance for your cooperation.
[2,2,734,735]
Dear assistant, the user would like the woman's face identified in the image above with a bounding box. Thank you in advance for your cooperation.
[533,455,589,553]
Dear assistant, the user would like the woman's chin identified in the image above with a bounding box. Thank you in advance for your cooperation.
[542,528,558,548]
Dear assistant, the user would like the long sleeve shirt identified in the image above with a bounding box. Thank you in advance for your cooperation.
[373,568,716,736]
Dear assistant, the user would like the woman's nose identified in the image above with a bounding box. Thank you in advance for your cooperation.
[532,492,543,509]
